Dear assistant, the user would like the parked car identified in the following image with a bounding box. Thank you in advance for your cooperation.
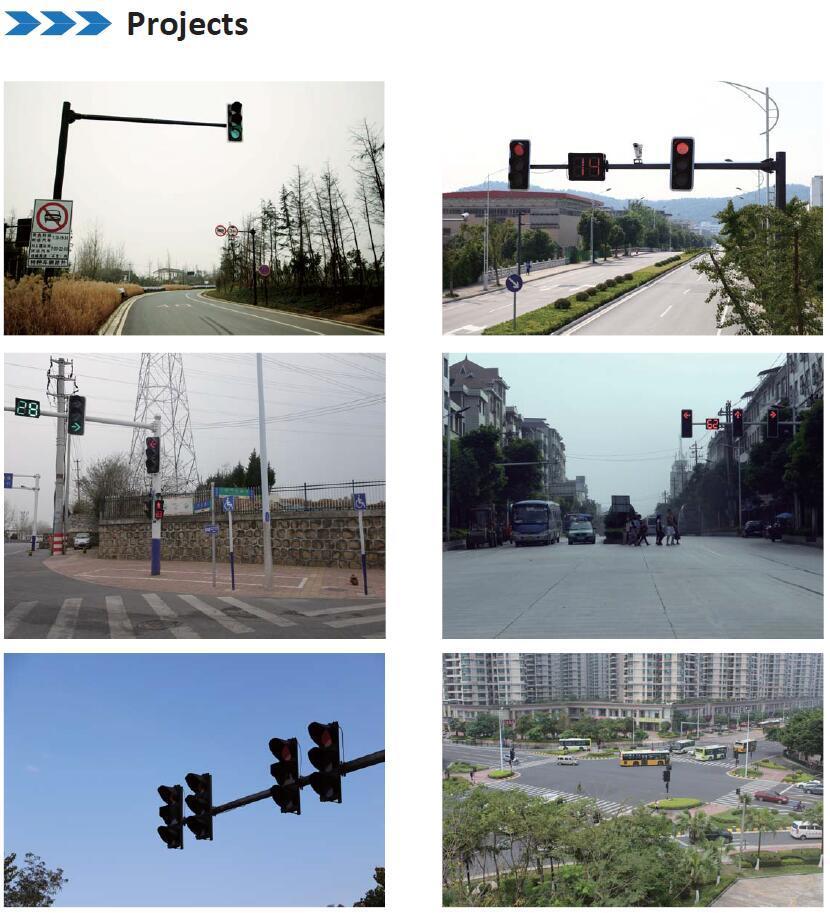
[742,520,764,538]
[801,780,823,789]
[801,784,823,795]
[790,821,823,840]
[73,532,92,549]
[567,520,596,545]
[754,790,788,805]
[555,756,579,766]
[690,829,733,844]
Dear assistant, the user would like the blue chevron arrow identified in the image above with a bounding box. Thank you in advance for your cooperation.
[76,9,110,34]
[41,9,74,34]
[5,10,39,34]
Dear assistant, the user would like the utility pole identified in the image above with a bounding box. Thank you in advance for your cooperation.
[256,354,273,590]
[74,458,82,504]
[149,414,162,576]
[49,357,69,555]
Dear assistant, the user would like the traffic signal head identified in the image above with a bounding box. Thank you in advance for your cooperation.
[227,101,243,142]
[732,408,744,437]
[307,721,342,803]
[67,394,86,436]
[705,418,720,431]
[145,436,160,474]
[767,407,779,438]
[508,139,531,191]
[158,784,184,849]
[184,772,213,840]
[662,768,671,782]
[670,137,695,191]
[681,409,693,438]
[269,737,301,815]
[154,497,165,520]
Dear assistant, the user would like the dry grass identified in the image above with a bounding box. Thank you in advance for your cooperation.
[163,284,190,291]
[4,276,143,334]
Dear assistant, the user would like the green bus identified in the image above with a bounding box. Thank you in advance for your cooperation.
[619,749,670,767]
[694,744,727,761]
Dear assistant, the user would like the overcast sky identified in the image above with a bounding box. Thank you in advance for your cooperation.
[442,81,821,199]
[449,352,792,512]
[4,82,383,273]
[4,353,385,523]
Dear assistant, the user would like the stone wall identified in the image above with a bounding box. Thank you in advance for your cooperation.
[98,509,385,568]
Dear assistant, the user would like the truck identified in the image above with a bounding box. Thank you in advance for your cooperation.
[465,505,504,550]
[604,495,635,544]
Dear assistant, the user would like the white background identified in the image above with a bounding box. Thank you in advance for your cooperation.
[1,1,827,912]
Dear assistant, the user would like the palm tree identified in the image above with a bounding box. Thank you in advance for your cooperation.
[685,848,716,904]
[804,800,823,862]
[677,810,711,845]
[747,807,780,868]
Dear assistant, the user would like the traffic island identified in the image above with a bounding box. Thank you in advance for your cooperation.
[482,251,701,335]
[650,798,704,810]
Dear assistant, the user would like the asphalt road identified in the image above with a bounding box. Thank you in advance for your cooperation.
[560,256,738,336]
[442,252,668,335]
[117,290,379,336]
[443,741,819,814]
[4,546,384,639]
[442,536,822,638]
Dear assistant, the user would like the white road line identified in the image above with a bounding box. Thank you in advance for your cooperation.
[298,602,386,618]
[446,325,485,335]
[142,593,201,638]
[659,305,673,318]
[4,601,38,636]
[47,597,82,638]
[217,596,297,627]
[324,613,385,628]
[682,288,691,295]
[178,595,256,634]
[106,595,135,638]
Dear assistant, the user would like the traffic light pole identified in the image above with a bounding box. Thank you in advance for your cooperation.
[208,750,385,818]
[529,156,787,210]
[149,415,162,576]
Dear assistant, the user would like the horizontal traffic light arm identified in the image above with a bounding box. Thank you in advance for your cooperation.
[210,749,385,817]
[3,405,155,430]
[530,159,776,172]
[66,108,226,129]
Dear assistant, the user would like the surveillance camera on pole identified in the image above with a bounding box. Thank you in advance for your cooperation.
[633,143,643,164]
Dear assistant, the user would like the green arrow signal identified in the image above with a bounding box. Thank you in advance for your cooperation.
[71,422,82,433]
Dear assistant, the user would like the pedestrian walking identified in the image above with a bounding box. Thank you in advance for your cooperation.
[674,517,681,546]
[637,518,650,546]
[469,769,474,782]
[526,259,532,275]
[655,514,664,545]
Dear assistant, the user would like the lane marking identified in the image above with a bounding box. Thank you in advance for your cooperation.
[4,601,38,637]
[659,304,673,318]
[178,594,256,634]
[47,596,82,638]
[682,288,691,295]
[217,596,297,627]
[325,613,386,628]
[298,601,386,618]
[142,593,200,638]
[106,595,135,638]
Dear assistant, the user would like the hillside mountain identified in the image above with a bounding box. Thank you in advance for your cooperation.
[454,181,810,226]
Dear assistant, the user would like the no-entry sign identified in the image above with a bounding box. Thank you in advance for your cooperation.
[27,198,73,269]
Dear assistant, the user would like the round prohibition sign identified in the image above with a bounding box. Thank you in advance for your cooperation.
[215,224,227,237]
[36,201,70,233]
[227,224,239,239]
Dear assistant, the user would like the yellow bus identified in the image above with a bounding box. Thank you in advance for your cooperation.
[619,749,670,767]
[694,744,727,761]
[734,739,757,754]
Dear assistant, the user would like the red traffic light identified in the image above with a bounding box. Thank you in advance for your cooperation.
[769,409,777,419]
[512,142,525,156]
[675,141,690,155]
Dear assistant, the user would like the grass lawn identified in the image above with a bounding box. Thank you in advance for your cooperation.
[652,798,704,810]
[759,758,788,770]
[482,252,700,335]
[447,761,487,773]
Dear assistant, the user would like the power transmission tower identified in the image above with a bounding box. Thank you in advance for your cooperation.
[128,354,199,492]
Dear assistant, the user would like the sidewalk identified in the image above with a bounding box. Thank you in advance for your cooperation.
[43,551,385,599]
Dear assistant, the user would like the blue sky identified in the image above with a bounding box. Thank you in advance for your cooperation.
[4,653,384,906]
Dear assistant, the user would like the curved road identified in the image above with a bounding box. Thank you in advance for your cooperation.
[113,290,380,335]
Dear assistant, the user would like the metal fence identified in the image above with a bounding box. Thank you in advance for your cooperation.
[99,480,386,521]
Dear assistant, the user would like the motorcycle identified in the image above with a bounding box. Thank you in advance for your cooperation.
[765,522,783,542]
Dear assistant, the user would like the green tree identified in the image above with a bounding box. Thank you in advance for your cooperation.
[466,713,499,741]
[577,209,613,259]
[4,853,68,907]
[457,427,505,511]
[778,709,823,762]
[243,449,276,490]
[502,438,544,504]
[747,806,780,863]
[693,198,822,335]
[79,454,135,517]
[353,867,384,906]
[784,399,823,524]
[617,213,644,253]
[608,223,625,256]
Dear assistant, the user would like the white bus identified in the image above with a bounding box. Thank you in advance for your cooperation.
[558,737,591,752]
[671,739,695,752]
[694,744,728,761]
[790,821,823,840]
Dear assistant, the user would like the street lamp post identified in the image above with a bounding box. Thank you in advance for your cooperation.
[483,168,507,290]
[721,82,780,208]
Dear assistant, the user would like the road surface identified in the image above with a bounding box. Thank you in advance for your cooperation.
[111,289,379,336]
[443,536,822,638]
[443,252,668,335]
[560,256,738,335]
[4,546,384,639]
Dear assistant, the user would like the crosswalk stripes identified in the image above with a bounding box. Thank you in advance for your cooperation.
[217,596,297,627]
[715,778,781,808]
[176,595,257,635]
[483,778,634,817]
[46,597,82,638]
[141,593,200,638]
[671,755,734,769]
[3,601,37,636]
[106,595,135,638]
[6,593,385,638]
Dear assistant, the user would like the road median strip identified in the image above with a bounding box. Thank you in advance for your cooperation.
[481,251,702,335]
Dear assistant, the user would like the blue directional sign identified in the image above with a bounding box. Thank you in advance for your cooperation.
[4,473,13,489]
[353,492,367,511]
[222,496,235,512]
[203,525,219,535]
[193,498,211,513]
[506,273,523,293]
